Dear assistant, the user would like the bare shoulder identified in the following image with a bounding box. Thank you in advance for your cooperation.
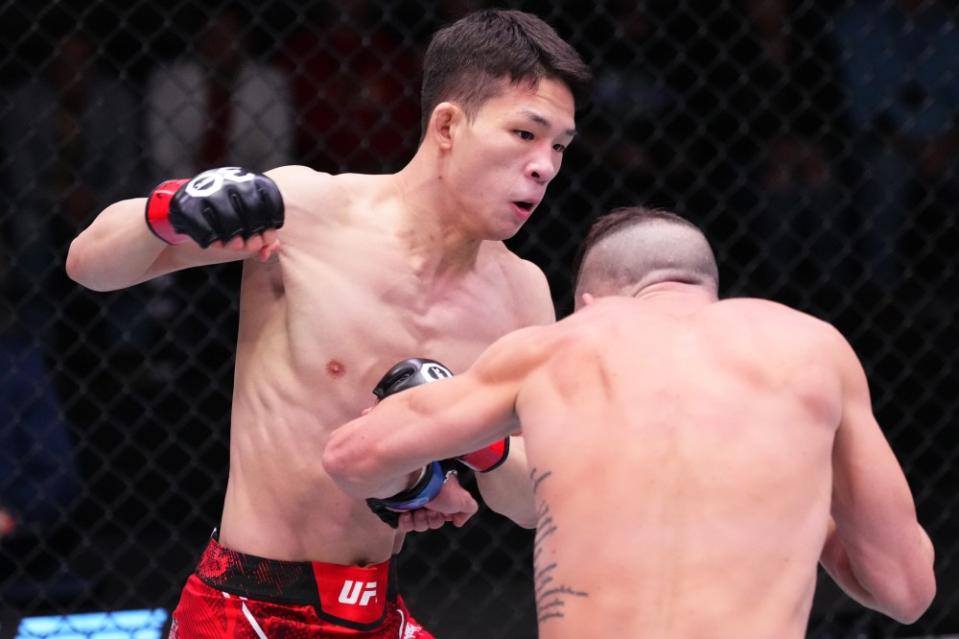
[482,244,554,325]
[713,297,849,356]
[265,164,338,201]
[716,297,836,331]
[265,166,385,226]
[473,320,570,381]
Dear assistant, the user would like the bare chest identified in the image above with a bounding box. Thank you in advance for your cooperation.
[275,240,527,408]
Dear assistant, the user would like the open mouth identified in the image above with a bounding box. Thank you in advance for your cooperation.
[513,201,535,213]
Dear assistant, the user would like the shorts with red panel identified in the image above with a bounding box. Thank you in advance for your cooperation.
[168,534,434,638]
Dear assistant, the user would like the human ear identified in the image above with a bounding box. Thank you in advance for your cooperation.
[573,292,595,312]
[429,102,461,151]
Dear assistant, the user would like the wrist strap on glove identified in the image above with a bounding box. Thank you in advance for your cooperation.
[145,178,190,244]
[366,460,444,528]
[458,438,510,473]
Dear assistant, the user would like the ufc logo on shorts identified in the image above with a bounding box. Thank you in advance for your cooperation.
[338,579,378,606]
[186,167,255,197]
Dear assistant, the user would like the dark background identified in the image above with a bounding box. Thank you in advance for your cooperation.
[1,0,957,637]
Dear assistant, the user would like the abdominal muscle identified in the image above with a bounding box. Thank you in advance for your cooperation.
[214,326,400,565]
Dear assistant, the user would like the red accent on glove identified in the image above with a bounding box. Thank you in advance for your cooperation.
[146,178,191,244]
[458,438,509,472]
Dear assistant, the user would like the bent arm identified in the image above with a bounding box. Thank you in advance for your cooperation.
[823,331,936,624]
[66,179,276,292]
[65,198,157,291]
[323,370,521,499]
[324,326,551,499]
[821,517,934,620]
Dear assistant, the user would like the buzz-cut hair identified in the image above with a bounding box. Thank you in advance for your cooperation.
[573,206,719,295]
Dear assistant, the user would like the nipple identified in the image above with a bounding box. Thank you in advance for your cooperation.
[326,359,346,378]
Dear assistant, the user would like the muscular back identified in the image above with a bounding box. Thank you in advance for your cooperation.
[222,168,549,563]
[519,296,843,639]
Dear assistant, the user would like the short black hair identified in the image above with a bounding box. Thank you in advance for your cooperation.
[420,9,592,135]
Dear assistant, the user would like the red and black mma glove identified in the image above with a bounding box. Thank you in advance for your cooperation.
[145,166,284,247]
[365,358,510,528]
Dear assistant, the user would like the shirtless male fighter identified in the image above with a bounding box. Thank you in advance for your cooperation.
[66,9,591,637]
[323,206,936,638]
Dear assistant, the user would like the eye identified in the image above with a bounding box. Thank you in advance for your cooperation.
[515,130,534,141]
[553,143,567,153]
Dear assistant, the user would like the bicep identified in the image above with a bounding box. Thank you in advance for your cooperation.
[831,337,919,545]
[828,333,936,620]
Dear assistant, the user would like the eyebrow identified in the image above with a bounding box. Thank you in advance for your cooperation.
[520,109,577,138]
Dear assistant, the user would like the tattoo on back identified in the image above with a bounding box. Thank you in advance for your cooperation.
[529,467,588,624]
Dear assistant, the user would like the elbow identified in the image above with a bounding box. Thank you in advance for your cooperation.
[322,434,374,498]
[487,500,536,530]
[64,240,85,285]
[513,512,538,530]
[895,529,937,624]
[878,556,936,624]
[321,437,355,493]
[479,486,537,530]
[892,570,936,625]
[65,238,108,291]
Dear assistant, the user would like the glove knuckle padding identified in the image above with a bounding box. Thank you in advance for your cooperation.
[227,188,252,238]
[256,176,285,229]
[201,203,226,246]
[373,358,453,400]
[153,167,284,247]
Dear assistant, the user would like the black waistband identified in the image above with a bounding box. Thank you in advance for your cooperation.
[193,532,398,630]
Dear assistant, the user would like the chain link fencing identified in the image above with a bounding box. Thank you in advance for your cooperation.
[1,0,956,637]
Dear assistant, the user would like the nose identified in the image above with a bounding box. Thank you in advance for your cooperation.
[526,148,561,185]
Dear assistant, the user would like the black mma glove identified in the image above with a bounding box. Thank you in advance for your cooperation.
[365,357,510,528]
[364,460,446,529]
[146,166,284,247]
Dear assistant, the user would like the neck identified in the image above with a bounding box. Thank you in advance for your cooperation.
[630,281,717,308]
[389,151,484,278]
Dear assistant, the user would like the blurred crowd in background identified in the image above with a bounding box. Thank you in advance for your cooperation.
[1,1,956,636]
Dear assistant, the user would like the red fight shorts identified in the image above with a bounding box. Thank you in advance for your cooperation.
[169,535,434,638]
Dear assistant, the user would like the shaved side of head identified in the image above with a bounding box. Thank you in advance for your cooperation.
[574,207,719,303]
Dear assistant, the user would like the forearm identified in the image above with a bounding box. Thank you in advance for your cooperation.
[475,436,536,528]
[821,517,936,623]
[820,519,877,610]
[66,197,168,291]
[323,414,440,500]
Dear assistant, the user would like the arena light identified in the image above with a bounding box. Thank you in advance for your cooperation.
[15,609,168,639]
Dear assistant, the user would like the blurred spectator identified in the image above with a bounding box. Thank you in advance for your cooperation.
[833,0,959,288]
[0,269,83,606]
[146,6,292,177]
[0,29,141,330]
[0,27,163,421]
[143,6,290,384]
[277,1,420,172]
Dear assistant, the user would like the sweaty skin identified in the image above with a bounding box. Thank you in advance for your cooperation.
[66,77,578,564]
[325,289,935,638]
